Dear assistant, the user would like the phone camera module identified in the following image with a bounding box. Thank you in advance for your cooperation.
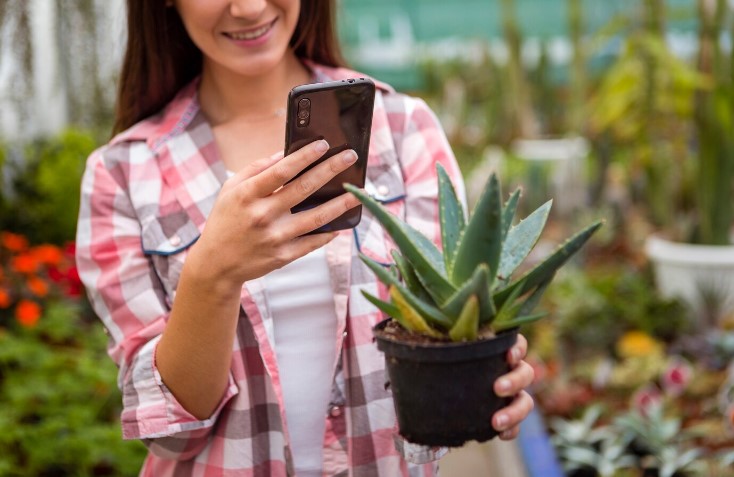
[297,97,311,127]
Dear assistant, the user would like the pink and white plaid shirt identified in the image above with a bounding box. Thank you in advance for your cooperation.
[76,63,466,476]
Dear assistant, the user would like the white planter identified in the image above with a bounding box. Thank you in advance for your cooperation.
[645,235,734,324]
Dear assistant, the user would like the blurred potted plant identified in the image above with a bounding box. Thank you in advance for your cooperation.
[345,166,602,446]
[644,0,734,325]
[589,1,734,323]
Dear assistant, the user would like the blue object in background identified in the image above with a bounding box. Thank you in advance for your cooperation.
[518,406,565,477]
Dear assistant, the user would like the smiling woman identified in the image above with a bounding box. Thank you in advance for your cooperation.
[76,1,536,476]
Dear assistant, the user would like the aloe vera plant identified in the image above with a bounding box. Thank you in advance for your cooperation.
[345,165,602,342]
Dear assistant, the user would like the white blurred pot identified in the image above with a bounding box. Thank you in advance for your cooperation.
[645,235,734,325]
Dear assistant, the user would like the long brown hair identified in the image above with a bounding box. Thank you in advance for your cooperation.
[112,1,345,136]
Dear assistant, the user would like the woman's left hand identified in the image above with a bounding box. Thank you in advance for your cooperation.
[491,333,535,440]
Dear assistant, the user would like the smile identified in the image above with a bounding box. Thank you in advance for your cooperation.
[225,19,277,41]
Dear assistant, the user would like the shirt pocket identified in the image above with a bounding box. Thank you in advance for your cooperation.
[140,210,201,304]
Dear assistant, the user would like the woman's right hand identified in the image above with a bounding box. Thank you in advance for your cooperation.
[186,139,361,289]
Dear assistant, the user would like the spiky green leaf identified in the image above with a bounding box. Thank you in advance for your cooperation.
[390,286,443,338]
[497,200,552,286]
[361,290,407,326]
[441,264,496,325]
[502,189,521,239]
[451,173,503,287]
[346,184,456,303]
[359,253,453,329]
[391,250,434,305]
[437,163,465,276]
[494,312,548,332]
[495,221,603,309]
[449,295,479,341]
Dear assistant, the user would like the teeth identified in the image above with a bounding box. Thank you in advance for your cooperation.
[228,24,271,40]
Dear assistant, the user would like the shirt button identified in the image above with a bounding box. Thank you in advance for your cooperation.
[377,185,389,196]
[169,234,181,247]
[330,406,343,418]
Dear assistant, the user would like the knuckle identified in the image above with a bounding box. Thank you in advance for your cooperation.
[248,205,270,228]
[271,163,290,183]
[297,177,315,195]
[313,209,330,228]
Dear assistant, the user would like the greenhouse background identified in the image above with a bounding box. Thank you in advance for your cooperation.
[1,0,733,475]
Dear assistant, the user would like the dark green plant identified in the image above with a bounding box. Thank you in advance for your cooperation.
[346,166,602,342]
[0,302,147,476]
[693,0,734,245]
[0,129,96,244]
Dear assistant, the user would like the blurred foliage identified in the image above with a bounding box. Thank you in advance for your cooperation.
[0,129,96,245]
[545,266,691,359]
[0,301,146,476]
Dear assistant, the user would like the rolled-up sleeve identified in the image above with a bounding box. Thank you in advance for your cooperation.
[75,146,238,459]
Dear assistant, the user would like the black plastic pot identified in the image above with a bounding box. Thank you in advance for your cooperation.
[374,319,519,447]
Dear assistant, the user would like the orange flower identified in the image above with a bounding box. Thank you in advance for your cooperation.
[15,300,41,327]
[0,288,10,308]
[1,232,28,252]
[10,254,39,274]
[27,277,49,298]
[30,244,64,267]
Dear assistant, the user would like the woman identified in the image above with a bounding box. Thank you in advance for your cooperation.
[75,1,535,475]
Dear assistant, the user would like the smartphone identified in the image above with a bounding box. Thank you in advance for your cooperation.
[284,78,376,233]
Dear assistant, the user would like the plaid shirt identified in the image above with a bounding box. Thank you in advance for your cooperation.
[76,63,465,476]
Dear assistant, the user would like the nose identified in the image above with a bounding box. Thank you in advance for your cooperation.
[229,0,267,20]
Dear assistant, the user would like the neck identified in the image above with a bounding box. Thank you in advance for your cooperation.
[198,51,311,126]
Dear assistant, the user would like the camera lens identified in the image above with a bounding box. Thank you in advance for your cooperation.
[298,98,310,108]
[297,108,310,120]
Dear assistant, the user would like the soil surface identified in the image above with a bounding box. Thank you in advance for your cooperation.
[375,319,496,345]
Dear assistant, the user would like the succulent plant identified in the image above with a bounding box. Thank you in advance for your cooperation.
[345,164,603,342]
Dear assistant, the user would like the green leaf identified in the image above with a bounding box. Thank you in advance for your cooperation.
[346,184,456,303]
[451,173,503,287]
[494,312,548,332]
[359,253,453,329]
[440,263,496,325]
[437,163,465,276]
[495,220,603,309]
[391,250,435,305]
[390,286,443,338]
[449,295,479,341]
[501,188,521,239]
[361,291,409,328]
[497,200,552,286]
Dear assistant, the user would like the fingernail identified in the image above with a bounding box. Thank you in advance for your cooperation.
[495,414,508,429]
[497,378,511,393]
[343,150,357,163]
[314,140,329,153]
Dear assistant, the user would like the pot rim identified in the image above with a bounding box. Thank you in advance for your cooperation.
[373,319,518,363]
[645,234,734,266]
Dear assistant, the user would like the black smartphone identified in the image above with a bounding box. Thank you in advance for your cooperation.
[284,78,376,233]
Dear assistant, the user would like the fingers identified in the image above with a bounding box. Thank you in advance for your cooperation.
[495,360,535,397]
[492,390,534,440]
[229,151,285,185]
[279,148,358,209]
[508,333,528,367]
[290,191,362,236]
[249,139,330,197]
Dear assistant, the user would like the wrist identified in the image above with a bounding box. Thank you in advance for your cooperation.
[182,241,243,302]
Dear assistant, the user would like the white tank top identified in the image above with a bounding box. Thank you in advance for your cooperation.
[261,247,338,476]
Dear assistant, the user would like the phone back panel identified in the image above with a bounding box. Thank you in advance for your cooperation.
[285,78,375,232]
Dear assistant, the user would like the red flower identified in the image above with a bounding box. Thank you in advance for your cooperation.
[1,232,28,252]
[27,277,49,298]
[30,244,64,267]
[661,358,692,397]
[10,254,39,274]
[15,300,41,327]
[0,288,11,309]
[631,385,663,416]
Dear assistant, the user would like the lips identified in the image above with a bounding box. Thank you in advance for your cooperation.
[224,19,277,41]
